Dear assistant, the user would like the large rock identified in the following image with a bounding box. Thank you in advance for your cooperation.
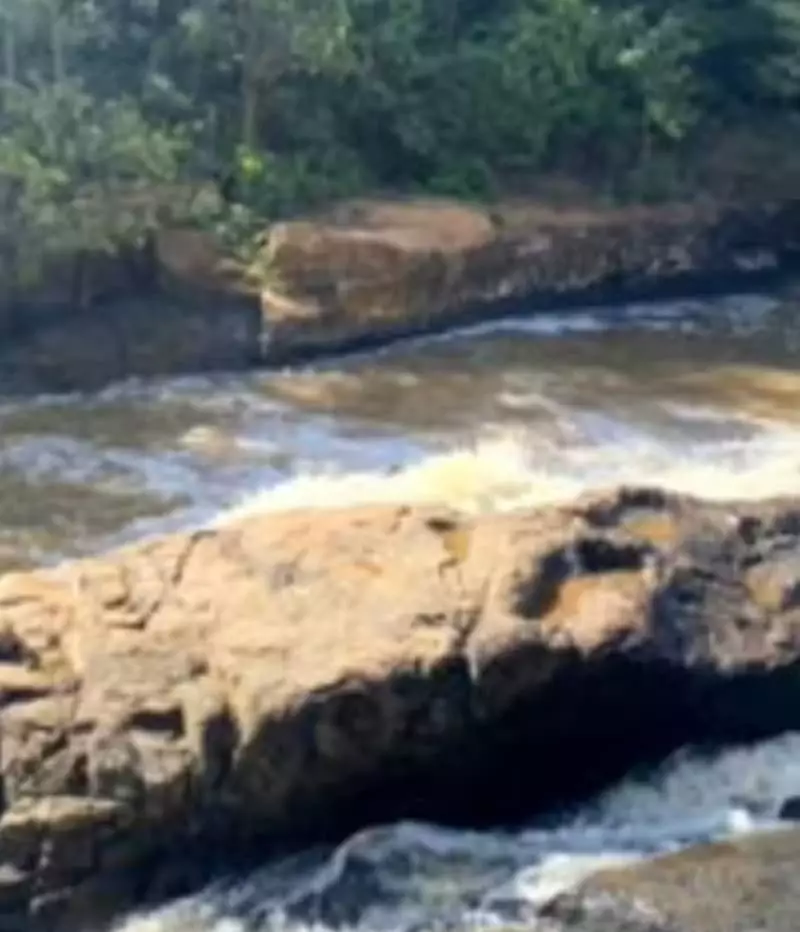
[5,487,800,928]
[259,197,800,364]
[543,826,800,932]
[3,193,800,392]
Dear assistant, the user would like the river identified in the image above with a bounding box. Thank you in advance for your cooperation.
[5,288,800,930]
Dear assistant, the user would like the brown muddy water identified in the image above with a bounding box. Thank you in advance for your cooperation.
[5,288,800,931]
[4,289,800,572]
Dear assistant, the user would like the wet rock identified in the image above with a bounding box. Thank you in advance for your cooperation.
[5,488,800,926]
[0,212,263,395]
[259,197,800,365]
[544,827,800,932]
[778,797,800,820]
[541,891,683,931]
[0,293,261,396]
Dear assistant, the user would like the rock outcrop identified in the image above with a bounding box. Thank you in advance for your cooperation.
[5,487,800,928]
[4,193,800,393]
[544,826,800,932]
[259,197,800,364]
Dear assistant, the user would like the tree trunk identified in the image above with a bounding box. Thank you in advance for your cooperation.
[2,13,16,102]
[240,0,260,149]
[51,7,66,84]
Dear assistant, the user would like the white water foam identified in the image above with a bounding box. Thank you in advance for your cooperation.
[216,418,800,526]
[115,732,800,932]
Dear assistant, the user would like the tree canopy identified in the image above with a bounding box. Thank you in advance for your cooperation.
[1,0,799,275]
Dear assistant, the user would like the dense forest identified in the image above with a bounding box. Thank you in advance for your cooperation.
[1,0,800,277]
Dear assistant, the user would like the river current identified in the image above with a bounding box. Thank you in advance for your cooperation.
[5,289,800,930]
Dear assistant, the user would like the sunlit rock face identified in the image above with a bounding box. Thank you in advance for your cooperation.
[259,197,800,365]
[5,487,800,928]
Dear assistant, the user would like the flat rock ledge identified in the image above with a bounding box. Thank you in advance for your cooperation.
[260,197,800,365]
[5,487,800,929]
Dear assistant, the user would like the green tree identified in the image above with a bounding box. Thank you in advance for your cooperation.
[0,0,798,294]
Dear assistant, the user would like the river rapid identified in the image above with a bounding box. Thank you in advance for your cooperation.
[5,289,800,930]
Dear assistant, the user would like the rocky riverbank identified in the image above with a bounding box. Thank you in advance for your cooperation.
[2,195,800,393]
[5,487,800,929]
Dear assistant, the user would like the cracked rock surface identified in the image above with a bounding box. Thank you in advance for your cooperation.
[5,488,800,928]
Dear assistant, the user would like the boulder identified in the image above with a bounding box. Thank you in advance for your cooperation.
[543,826,800,932]
[259,197,800,364]
[5,487,800,927]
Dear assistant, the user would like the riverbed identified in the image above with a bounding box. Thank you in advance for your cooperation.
[4,288,800,930]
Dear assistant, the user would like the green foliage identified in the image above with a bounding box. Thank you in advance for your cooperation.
[0,0,798,282]
[0,79,186,281]
[362,0,701,184]
[231,143,368,217]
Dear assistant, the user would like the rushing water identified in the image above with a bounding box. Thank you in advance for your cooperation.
[5,288,800,929]
[115,734,800,932]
